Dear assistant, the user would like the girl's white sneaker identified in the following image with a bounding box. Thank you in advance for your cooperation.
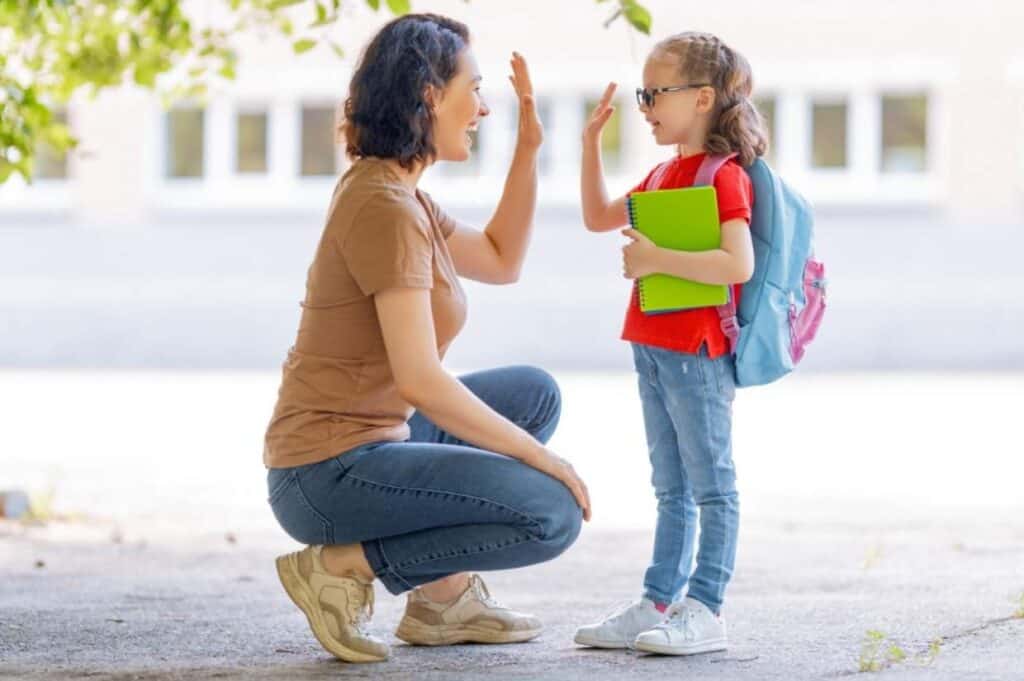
[573,598,665,649]
[633,597,728,656]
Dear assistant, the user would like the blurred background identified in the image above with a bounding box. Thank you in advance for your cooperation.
[2,0,1023,529]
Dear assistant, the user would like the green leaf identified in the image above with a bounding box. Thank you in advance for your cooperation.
[328,40,345,59]
[292,38,317,54]
[385,0,410,13]
[315,1,328,22]
[269,0,305,9]
[622,1,652,34]
[365,0,381,10]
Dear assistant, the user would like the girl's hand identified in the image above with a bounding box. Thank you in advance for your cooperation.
[509,52,543,152]
[621,228,661,279]
[525,448,592,522]
[583,82,617,146]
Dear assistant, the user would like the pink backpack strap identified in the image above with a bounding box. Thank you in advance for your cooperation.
[696,152,741,353]
[694,152,738,187]
[643,160,674,191]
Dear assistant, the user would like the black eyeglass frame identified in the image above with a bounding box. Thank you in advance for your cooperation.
[635,84,712,108]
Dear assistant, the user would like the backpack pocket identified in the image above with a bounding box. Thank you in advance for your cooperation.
[789,259,826,363]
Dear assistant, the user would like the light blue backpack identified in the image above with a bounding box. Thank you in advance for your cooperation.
[694,153,826,387]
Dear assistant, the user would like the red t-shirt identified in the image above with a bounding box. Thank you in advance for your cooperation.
[621,152,754,358]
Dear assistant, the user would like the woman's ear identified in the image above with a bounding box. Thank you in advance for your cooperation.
[423,84,441,113]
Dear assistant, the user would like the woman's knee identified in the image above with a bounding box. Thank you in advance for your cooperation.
[512,365,561,439]
[529,484,582,559]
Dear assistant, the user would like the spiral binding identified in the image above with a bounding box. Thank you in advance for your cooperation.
[627,196,650,309]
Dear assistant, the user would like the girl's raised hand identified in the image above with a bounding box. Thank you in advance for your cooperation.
[583,82,617,145]
[509,52,543,152]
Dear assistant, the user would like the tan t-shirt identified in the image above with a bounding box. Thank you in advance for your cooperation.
[263,158,467,468]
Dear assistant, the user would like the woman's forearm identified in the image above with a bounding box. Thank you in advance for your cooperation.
[480,143,539,281]
[400,366,545,464]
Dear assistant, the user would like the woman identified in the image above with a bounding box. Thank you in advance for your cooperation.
[263,13,591,663]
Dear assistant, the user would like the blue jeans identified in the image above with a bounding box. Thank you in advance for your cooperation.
[632,343,739,614]
[266,366,582,595]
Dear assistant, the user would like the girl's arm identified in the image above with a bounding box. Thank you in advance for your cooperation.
[374,287,592,521]
[447,53,541,285]
[622,219,755,285]
[581,83,630,233]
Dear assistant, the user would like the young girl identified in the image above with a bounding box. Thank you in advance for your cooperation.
[574,31,767,656]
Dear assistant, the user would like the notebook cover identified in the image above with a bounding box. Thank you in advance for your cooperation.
[628,186,730,313]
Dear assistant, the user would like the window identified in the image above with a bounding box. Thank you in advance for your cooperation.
[166,108,205,178]
[753,96,776,165]
[811,100,848,169]
[584,96,623,173]
[236,109,268,174]
[881,94,928,172]
[301,106,338,177]
[35,110,69,179]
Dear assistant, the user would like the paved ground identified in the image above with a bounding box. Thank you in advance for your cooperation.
[1,371,1022,680]
[2,503,1023,681]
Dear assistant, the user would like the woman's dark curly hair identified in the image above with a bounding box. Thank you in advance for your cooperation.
[340,13,470,170]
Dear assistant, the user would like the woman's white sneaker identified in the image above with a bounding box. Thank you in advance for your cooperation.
[573,598,666,649]
[633,597,728,656]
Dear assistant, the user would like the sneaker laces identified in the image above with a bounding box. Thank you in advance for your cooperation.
[601,599,643,624]
[469,574,500,608]
[657,602,698,641]
[347,580,375,634]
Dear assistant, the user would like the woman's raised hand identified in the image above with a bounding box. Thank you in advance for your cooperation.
[583,82,617,146]
[509,52,543,152]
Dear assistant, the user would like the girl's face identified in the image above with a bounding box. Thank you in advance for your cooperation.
[639,53,714,149]
[432,48,490,163]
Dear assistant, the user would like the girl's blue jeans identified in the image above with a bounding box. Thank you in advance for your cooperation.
[632,342,739,614]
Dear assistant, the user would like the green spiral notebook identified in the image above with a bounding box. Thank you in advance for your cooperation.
[628,186,730,314]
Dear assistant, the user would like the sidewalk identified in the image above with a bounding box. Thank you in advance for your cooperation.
[1,370,1023,679]
[2,504,1022,680]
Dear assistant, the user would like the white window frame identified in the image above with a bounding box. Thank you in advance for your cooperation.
[757,58,952,207]
[0,107,73,217]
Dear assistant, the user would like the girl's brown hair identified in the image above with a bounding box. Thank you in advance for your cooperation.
[653,31,768,167]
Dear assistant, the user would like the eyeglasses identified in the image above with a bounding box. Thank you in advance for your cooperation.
[635,84,711,108]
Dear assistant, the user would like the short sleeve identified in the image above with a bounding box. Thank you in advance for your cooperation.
[342,193,434,296]
[419,190,458,239]
[629,165,660,195]
[713,162,754,224]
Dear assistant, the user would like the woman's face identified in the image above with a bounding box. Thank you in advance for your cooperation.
[432,48,490,163]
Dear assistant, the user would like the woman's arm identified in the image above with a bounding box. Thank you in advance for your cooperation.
[374,287,592,520]
[581,82,630,233]
[621,219,755,285]
[447,53,541,285]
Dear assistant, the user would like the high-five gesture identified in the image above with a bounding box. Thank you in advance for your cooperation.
[583,82,618,145]
[509,52,543,152]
